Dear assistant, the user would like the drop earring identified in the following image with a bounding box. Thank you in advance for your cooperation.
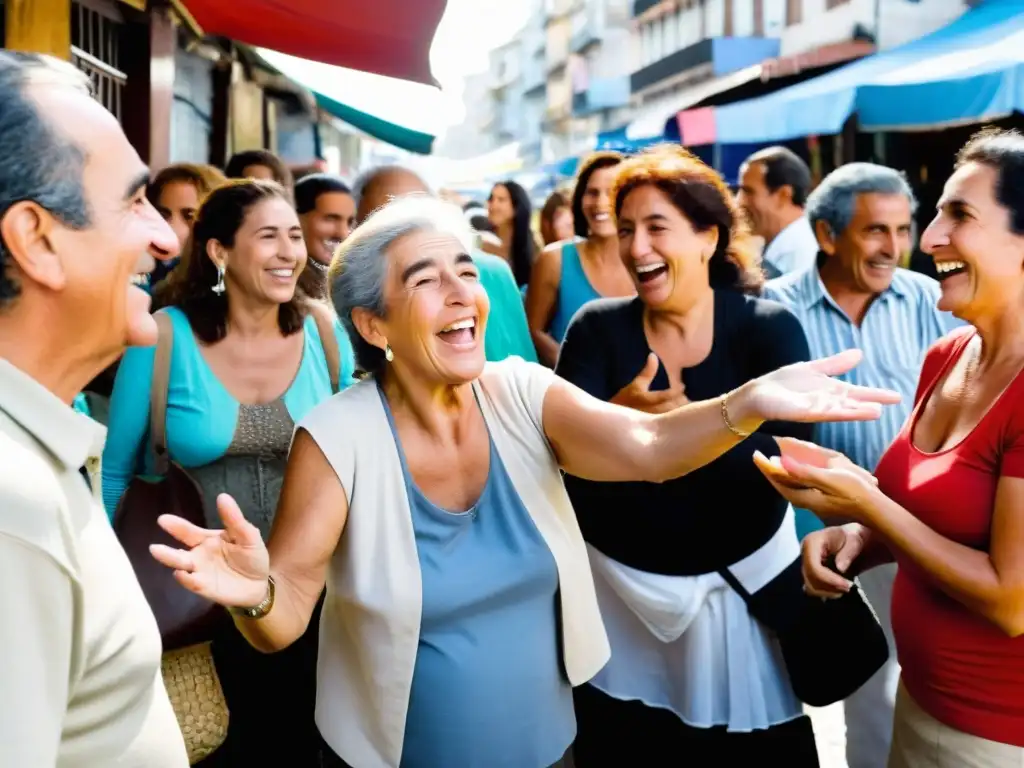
[384,343,394,362]
[212,264,226,295]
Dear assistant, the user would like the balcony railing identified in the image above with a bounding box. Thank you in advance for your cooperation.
[633,0,663,17]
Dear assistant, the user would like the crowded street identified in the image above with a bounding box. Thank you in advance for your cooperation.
[2,0,1024,767]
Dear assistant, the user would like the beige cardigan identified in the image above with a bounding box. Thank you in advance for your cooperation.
[298,356,610,768]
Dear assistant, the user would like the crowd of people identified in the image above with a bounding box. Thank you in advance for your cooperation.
[3,48,1024,768]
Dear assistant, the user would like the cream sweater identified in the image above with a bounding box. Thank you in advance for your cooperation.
[298,356,609,768]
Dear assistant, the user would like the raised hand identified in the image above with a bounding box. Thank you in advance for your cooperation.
[149,493,271,608]
[752,438,882,524]
[801,525,872,598]
[743,349,901,425]
[611,353,689,414]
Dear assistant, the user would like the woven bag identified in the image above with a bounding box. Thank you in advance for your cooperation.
[162,644,229,764]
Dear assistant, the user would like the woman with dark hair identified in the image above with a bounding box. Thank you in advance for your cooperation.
[146,163,228,290]
[485,179,537,289]
[539,190,574,246]
[555,145,821,764]
[526,152,635,366]
[767,128,1024,766]
[103,179,355,767]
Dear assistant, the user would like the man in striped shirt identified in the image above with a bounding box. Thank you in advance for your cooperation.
[763,162,962,768]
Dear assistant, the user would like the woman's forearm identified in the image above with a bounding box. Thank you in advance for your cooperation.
[868,494,1024,635]
[845,524,896,576]
[532,329,560,368]
[642,385,764,482]
[231,570,318,653]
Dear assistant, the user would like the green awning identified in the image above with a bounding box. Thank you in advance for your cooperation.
[255,49,445,155]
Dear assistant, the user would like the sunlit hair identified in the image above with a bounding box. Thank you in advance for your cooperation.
[328,193,474,377]
[611,144,763,294]
[572,150,623,239]
[157,179,310,343]
[146,163,228,209]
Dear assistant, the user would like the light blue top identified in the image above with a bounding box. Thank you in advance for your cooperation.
[549,242,602,343]
[101,305,356,517]
[379,387,574,768]
[764,266,964,473]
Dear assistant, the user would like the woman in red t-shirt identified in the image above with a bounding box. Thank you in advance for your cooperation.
[754,128,1024,767]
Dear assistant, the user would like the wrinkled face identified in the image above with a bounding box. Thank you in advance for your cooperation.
[241,163,276,182]
[155,179,200,249]
[367,229,490,384]
[581,165,618,238]
[5,84,178,352]
[921,161,1024,320]
[617,184,715,310]
[737,161,782,240]
[819,192,911,296]
[301,191,356,265]
[552,206,574,242]
[487,184,514,228]
[210,197,307,305]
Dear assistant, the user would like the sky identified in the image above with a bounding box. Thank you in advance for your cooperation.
[429,0,536,124]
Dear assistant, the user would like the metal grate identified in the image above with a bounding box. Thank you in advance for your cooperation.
[71,2,126,121]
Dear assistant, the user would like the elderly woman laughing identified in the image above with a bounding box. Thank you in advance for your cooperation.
[150,194,900,768]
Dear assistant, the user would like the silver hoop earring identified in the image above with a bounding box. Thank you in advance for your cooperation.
[212,264,226,295]
[384,343,394,362]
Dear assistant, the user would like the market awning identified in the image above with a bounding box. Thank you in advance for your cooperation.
[181,0,447,85]
[255,49,448,155]
[714,0,1024,143]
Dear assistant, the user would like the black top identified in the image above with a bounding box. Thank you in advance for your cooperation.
[555,289,812,577]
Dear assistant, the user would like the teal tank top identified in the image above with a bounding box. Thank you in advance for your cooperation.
[548,242,601,342]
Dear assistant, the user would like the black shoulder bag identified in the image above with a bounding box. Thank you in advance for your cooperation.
[719,556,890,707]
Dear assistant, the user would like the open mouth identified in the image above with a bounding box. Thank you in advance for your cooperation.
[268,268,295,279]
[437,317,477,346]
[934,259,968,280]
[635,261,668,284]
[593,212,611,224]
[865,259,896,273]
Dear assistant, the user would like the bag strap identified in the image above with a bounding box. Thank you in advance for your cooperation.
[308,301,341,394]
[149,312,174,476]
[718,567,754,605]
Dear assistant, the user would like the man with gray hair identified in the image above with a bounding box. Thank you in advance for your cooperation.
[763,162,961,768]
[0,51,186,766]
[351,164,537,363]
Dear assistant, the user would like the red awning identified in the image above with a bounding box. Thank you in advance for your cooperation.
[180,0,448,85]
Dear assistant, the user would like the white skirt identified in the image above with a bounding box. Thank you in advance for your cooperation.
[586,507,804,733]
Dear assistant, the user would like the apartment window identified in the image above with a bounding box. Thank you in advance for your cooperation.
[786,0,802,26]
[763,0,785,35]
[71,1,126,122]
[705,0,726,37]
[733,0,756,37]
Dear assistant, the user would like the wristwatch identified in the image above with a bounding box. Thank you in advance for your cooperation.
[231,575,276,620]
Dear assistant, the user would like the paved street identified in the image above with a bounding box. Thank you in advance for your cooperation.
[808,703,849,768]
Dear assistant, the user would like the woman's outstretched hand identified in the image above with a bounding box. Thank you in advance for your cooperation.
[149,493,271,608]
[741,349,901,425]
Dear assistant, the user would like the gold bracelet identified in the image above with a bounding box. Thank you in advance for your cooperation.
[721,394,751,439]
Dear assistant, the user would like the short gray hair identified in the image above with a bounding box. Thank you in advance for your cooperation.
[0,51,93,307]
[350,164,433,216]
[805,162,917,238]
[328,194,474,376]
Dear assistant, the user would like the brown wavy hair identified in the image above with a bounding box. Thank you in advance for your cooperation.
[147,163,227,208]
[610,144,763,294]
[155,179,309,343]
